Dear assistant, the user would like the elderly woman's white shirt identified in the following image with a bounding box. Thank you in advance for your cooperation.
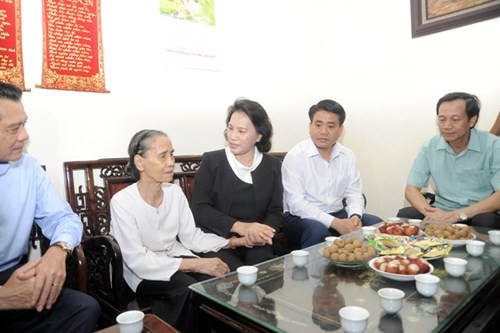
[110,182,228,292]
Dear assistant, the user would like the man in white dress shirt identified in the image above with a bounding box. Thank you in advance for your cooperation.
[282,99,382,248]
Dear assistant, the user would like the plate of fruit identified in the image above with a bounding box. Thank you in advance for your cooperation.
[368,255,433,282]
[378,221,421,237]
[423,223,475,246]
[320,237,378,268]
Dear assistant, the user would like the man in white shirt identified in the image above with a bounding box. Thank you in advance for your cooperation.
[282,99,382,248]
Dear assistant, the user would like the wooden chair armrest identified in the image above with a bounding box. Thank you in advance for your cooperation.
[81,235,129,310]
[144,314,180,333]
[70,244,88,292]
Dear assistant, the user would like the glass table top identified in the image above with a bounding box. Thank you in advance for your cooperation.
[190,226,500,333]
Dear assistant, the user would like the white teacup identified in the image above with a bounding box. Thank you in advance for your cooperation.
[339,306,369,333]
[361,226,377,235]
[116,310,144,333]
[387,217,402,222]
[291,250,309,267]
[237,265,258,286]
[443,257,467,277]
[465,240,485,256]
[415,274,440,297]
[488,230,500,245]
[325,236,339,247]
[377,288,405,314]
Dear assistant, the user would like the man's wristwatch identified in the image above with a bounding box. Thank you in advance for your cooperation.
[459,210,469,222]
[52,241,72,254]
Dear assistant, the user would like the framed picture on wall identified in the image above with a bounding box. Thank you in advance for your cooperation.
[411,0,500,38]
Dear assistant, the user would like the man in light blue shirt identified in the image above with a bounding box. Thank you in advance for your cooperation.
[398,92,500,228]
[0,82,99,332]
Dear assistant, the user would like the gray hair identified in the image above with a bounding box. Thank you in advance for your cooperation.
[125,129,167,180]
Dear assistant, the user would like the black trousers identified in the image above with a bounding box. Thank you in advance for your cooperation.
[136,270,213,332]
[397,206,500,228]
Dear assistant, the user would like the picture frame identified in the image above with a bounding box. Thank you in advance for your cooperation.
[411,0,500,38]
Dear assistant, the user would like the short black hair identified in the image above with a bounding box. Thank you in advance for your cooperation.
[436,92,480,127]
[308,99,346,125]
[0,82,23,121]
[0,82,22,101]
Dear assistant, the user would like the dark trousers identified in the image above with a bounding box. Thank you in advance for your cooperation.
[197,245,276,272]
[283,209,382,249]
[0,263,100,333]
[397,206,500,228]
[136,270,213,332]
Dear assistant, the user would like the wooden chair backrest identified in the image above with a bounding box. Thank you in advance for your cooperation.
[64,156,203,238]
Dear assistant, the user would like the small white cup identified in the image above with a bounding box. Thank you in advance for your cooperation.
[408,219,423,227]
[465,240,485,256]
[291,250,309,267]
[116,310,144,333]
[325,236,339,247]
[237,266,258,286]
[361,226,377,235]
[444,257,467,277]
[377,288,405,314]
[387,217,402,222]
[415,274,440,297]
[339,306,369,333]
[488,230,500,245]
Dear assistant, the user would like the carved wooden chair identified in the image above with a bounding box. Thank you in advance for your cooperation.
[63,156,202,327]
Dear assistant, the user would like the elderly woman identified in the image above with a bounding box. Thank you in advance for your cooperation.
[191,98,284,270]
[110,129,246,331]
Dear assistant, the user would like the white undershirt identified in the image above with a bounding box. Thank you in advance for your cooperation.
[225,146,263,184]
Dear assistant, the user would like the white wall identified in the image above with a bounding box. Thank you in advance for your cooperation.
[18,0,500,219]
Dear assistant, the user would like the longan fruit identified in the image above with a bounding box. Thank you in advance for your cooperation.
[344,244,354,252]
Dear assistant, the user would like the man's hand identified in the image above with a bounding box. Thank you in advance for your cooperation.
[423,207,458,224]
[232,222,275,246]
[330,216,362,235]
[0,258,40,310]
[30,246,67,312]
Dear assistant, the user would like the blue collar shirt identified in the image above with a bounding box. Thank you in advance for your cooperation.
[0,154,83,273]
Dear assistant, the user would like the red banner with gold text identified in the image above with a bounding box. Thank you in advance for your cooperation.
[40,0,107,92]
[0,0,26,91]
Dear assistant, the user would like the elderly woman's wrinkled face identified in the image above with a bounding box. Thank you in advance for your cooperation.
[135,135,175,183]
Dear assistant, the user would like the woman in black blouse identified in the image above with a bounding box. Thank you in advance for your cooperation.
[191,98,283,270]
